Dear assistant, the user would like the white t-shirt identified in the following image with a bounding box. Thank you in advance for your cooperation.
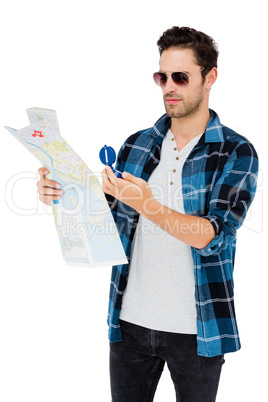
[120,129,203,334]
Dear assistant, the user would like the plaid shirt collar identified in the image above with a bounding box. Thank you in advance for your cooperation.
[148,109,224,144]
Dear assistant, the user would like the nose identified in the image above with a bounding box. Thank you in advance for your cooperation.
[163,75,177,94]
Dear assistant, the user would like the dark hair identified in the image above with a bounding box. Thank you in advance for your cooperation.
[157,26,219,80]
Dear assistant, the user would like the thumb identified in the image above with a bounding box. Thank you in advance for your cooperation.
[38,167,49,177]
[122,171,143,185]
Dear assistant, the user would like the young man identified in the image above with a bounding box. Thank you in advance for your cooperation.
[38,27,258,402]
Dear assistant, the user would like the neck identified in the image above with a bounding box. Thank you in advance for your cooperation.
[170,105,210,143]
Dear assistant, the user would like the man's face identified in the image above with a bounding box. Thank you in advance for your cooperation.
[159,47,206,119]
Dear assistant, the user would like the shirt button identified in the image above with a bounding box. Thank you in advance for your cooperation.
[170,182,173,185]
[173,169,176,173]
[171,138,174,141]
[176,156,179,160]
[174,147,177,151]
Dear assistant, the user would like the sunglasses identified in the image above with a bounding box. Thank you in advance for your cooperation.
[153,68,204,87]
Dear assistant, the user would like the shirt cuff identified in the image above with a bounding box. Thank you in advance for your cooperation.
[195,232,225,256]
[194,215,224,256]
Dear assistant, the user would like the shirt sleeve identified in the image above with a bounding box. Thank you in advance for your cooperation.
[195,141,259,257]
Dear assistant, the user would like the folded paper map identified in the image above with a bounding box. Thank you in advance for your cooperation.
[5,107,128,267]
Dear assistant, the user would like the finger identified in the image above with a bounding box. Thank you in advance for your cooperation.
[37,186,64,196]
[102,170,114,193]
[37,167,61,189]
[121,171,143,186]
[101,167,109,182]
[102,169,120,197]
[102,180,114,196]
[105,166,120,187]
[102,167,115,184]
[37,178,61,189]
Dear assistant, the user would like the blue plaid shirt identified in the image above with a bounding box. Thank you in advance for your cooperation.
[105,109,258,357]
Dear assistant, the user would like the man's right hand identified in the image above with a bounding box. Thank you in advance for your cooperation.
[37,167,64,206]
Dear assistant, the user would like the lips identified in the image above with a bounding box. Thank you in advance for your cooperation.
[166,98,182,104]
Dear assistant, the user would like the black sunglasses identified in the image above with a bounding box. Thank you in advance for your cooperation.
[153,69,204,87]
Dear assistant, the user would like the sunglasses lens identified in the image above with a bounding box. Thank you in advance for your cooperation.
[153,72,167,87]
[153,72,190,87]
[172,72,189,86]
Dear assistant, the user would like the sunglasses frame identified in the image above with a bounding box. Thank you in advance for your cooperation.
[153,68,205,88]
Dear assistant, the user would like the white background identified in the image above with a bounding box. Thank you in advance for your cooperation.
[0,1,267,401]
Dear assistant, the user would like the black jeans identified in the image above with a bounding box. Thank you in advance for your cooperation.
[110,320,225,402]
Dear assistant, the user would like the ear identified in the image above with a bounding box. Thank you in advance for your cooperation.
[205,67,218,90]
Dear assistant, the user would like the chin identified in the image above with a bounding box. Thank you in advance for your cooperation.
[165,107,185,119]
[164,103,184,118]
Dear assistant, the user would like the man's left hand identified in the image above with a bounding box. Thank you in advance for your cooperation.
[102,166,159,216]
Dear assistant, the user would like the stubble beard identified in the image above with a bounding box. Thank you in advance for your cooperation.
[164,84,205,119]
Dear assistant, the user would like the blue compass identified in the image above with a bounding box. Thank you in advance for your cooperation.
[99,145,122,178]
